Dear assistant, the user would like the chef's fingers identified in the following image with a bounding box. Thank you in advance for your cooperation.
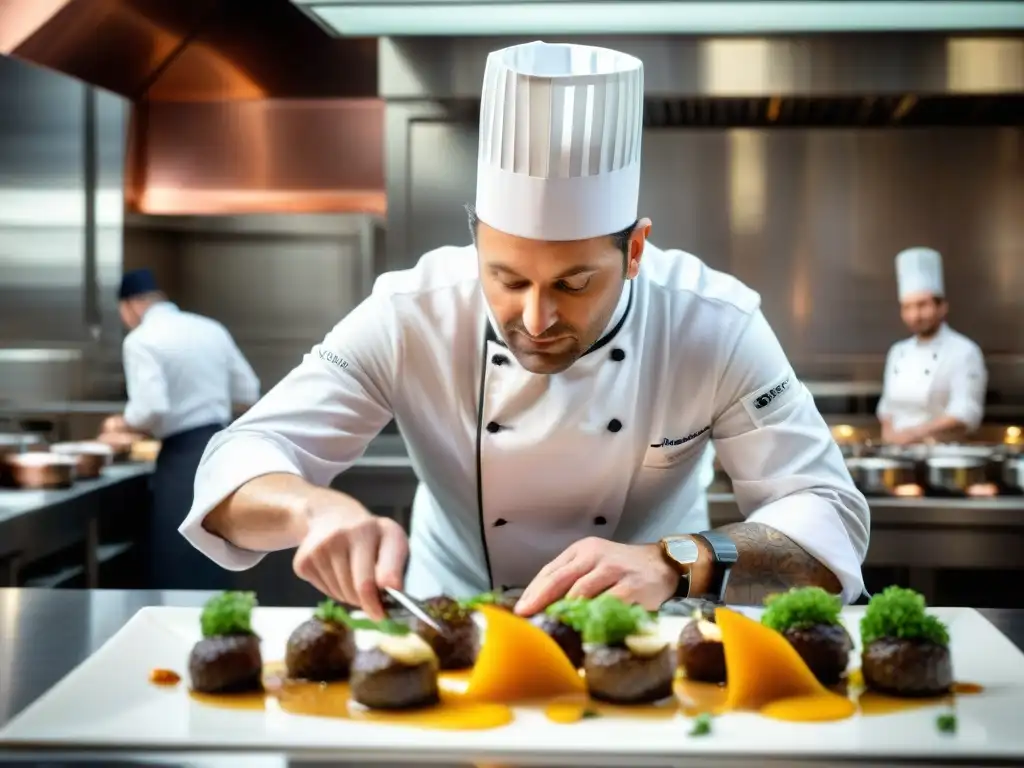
[351,526,386,621]
[565,565,620,600]
[374,517,409,592]
[532,547,578,583]
[516,559,591,616]
[605,578,659,611]
[325,546,357,607]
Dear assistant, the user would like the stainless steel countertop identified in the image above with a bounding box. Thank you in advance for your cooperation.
[0,588,1021,767]
[0,462,153,523]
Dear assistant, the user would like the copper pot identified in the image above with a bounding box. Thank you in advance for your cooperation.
[50,441,114,480]
[0,452,77,489]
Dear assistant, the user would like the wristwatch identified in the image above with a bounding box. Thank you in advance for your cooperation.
[659,531,739,601]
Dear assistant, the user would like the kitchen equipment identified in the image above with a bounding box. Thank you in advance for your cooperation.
[1002,455,1024,494]
[0,433,46,460]
[2,605,1023,761]
[925,456,989,496]
[844,457,917,496]
[50,441,114,480]
[0,452,77,489]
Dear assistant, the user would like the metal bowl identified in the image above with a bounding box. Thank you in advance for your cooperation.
[845,457,917,496]
[0,452,77,489]
[0,433,47,460]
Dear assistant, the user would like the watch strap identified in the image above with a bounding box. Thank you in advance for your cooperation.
[696,530,739,599]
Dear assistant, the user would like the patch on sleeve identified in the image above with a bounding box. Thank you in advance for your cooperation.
[739,371,799,426]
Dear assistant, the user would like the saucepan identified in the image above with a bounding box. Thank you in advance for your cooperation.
[50,441,114,480]
[845,457,917,497]
[923,455,990,496]
[1001,455,1024,495]
[0,451,77,489]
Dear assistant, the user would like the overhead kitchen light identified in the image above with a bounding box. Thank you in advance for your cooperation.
[292,1,1024,36]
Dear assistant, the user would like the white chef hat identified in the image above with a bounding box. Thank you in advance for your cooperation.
[895,246,945,300]
[474,41,644,242]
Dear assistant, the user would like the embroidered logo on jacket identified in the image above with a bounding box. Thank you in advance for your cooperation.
[650,424,710,448]
[754,378,790,409]
[318,349,349,370]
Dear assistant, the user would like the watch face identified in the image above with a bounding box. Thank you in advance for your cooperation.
[665,537,700,566]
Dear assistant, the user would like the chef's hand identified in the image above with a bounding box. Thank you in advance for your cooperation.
[292,490,409,621]
[101,415,128,434]
[514,537,677,616]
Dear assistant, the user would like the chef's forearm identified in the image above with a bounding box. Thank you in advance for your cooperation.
[715,521,842,605]
[201,473,362,553]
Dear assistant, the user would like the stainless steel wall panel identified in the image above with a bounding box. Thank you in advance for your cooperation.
[380,35,1024,101]
[383,100,1024,397]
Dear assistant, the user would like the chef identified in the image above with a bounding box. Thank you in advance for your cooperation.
[877,247,987,445]
[107,268,261,589]
[180,41,870,620]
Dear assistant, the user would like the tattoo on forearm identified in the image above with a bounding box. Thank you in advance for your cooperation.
[716,522,842,606]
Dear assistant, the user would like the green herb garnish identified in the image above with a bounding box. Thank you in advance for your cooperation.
[459,591,501,609]
[200,591,256,638]
[581,707,600,719]
[313,599,410,636]
[761,586,843,633]
[936,712,956,733]
[860,586,949,647]
[689,712,713,736]
[546,594,654,646]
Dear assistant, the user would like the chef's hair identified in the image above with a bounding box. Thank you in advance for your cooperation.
[464,203,638,266]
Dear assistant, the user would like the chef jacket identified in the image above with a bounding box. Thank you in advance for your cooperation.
[122,302,261,439]
[180,244,870,603]
[877,323,987,434]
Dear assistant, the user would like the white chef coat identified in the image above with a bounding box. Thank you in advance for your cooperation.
[877,323,987,434]
[180,244,870,603]
[122,302,261,439]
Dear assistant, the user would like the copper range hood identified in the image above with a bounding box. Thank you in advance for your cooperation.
[0,0,385,215]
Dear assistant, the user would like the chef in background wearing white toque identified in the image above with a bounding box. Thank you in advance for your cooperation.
[179,41,870,620]
[877,247,987,446]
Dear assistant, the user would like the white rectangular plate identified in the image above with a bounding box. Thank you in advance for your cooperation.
[2,606,1023,760]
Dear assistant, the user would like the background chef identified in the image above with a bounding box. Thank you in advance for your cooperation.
[877,247,988,445]
[104,268,261,589]
[180,41,870,621]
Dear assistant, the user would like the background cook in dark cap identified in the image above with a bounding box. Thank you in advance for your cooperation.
[105,268,261,589]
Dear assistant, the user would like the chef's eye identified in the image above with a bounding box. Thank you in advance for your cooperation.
[557,277,591,293]
[501,280,529,291]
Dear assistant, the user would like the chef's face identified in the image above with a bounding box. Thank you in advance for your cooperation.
[900,292,947,338]
[476,216,652,374]
[118,299,143,331]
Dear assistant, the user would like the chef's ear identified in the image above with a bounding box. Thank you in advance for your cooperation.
[626,218,652,279]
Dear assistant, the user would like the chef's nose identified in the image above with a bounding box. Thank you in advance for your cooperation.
[521,289,557,337]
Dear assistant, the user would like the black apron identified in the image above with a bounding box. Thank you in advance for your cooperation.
[145,422,233,590]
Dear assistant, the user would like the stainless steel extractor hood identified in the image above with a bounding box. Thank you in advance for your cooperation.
[294,0,1024,37]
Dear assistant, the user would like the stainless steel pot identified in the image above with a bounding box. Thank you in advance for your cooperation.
[845,457,917,496]
[924,456,989,496]
[1002,456,1024,494]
